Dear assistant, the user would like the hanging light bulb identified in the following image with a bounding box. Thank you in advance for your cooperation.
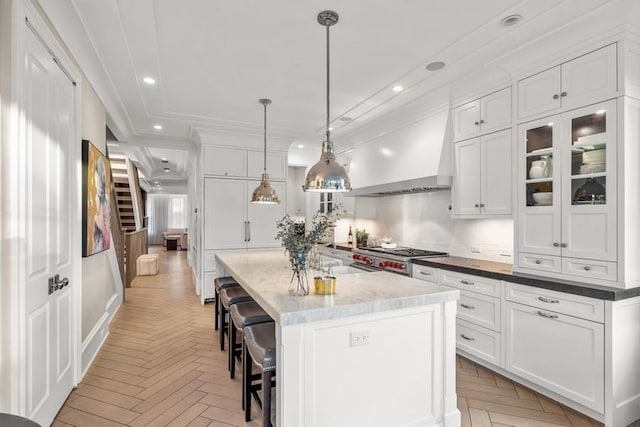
[251,98,280,204]
[303,10,351,192]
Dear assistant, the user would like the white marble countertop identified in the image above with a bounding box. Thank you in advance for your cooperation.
[216,249,459,326]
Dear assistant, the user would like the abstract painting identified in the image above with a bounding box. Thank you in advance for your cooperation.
[82,140,111,257]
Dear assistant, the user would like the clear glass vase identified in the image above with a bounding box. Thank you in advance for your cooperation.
[289,252,309,296]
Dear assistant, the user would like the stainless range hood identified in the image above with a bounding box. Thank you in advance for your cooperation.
[345,109,452,197]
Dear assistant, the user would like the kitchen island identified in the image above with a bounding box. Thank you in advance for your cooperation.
[216,249,461,427]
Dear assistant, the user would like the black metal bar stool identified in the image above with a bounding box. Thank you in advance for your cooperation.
[229,301,273,379]
[214,276,240,330]
[243,322,276,427]
[219,286,252,351]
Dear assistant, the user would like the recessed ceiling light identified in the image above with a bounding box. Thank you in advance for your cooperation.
[154,124,163,130]
[158,188,163,191]
[297,144,304,148]
[161,157,167,161]
[426,61,446,71]
[339,116,352,122]
[154,181,159,184]
[328,127,334,131]
[392,85,404,93]
[500,14,522,27]
[143,77,156,85]
[164,168,170,172]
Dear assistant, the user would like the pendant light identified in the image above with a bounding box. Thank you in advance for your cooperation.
[251,98,280,204]
[303,10,351,192]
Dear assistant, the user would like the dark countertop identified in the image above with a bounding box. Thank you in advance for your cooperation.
[412,256,640,301]
[322,243,355,252]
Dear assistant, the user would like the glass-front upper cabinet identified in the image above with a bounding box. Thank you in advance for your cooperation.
[567,107,609,205]
[523,116,561,208]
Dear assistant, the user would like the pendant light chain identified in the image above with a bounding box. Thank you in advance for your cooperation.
[263,101,267,173]
[325,23,331,142]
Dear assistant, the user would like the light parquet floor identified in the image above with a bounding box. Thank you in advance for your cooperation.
[54,247,604,427]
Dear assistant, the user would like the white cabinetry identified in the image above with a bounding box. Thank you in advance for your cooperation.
[203,145,287,180]
[453,129,512,216]
[453,87,511,141]
[517,100,617,282]
[505,291,604,412]
[518,44,617,119]
[203,178,285,250]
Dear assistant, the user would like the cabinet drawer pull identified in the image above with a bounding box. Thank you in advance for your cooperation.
[535,259,542,264]
[553,242,560,247]
[584,266,592,271]
[561,91,567,97]
[537,310,559,319]
[553,94,559,99]
[460,280,475,285]
[419,271,432,276]
[460,334,475,342]
[538,296,559,304]
[460,303,475,310]
[561,243,568,248]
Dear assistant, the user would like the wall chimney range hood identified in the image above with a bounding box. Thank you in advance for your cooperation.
[346,109,453,197]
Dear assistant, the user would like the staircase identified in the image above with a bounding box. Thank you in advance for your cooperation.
[109,156,137,232]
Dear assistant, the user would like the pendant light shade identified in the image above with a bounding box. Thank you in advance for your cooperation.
[251,98,280,204]
[303,10,351,193]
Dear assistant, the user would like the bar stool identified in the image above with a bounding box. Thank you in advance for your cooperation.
[243,322,276,427]
[214,276,240,330]
[228,301,273,379]
[219,287,252,351]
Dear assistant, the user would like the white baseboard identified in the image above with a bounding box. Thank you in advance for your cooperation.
[80,292,121,377]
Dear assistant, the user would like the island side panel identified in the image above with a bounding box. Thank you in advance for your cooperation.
[278,303,457,427]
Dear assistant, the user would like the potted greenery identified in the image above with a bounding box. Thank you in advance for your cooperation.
[355,228,369,248]
[276,208,341,295]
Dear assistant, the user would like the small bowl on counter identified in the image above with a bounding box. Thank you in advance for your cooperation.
[314,275,337,295]
[532,192,552,205]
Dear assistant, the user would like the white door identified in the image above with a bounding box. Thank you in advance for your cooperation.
[480,87,511,133]
[247,180,286,248]
[453,138,481,215]
[23,23,76,425]
[453,100,480,141]
[560,44,617,112]
[517,67,561,119]
[203,178,247,249]
[481,130,512,215]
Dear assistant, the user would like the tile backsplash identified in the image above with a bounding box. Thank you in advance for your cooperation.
[371,190,513,263]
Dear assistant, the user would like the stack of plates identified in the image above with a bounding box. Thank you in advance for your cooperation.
[580,148,605,174]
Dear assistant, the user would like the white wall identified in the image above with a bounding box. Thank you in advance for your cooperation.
[80,84,122,375]
[0,0,11,411]
[374,190,514,263]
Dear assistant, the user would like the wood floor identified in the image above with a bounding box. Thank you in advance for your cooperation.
[54,247,604,427]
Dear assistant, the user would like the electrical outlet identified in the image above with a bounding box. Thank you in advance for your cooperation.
[350,331,370,347]
[471,246,481,254]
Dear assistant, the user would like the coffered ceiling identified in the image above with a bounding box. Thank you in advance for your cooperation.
[40,0,638,193]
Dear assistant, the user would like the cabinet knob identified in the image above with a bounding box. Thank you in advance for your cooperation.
[584,266,592,271]
[553,242,560,247]
[474,121,480,126]
[474,204,479,208]
[479,119,485,124]
[561,243,568,248]
[479,203,485,208]
[535,259,542,265]
[561,91,567,97]
[553,94,559,99]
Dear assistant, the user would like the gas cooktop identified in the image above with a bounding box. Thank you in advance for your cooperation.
[358,246,449,258]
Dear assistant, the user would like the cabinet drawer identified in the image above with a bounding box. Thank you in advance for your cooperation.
[505,282,604,323]
[412,264,439,284]
[505,301,604,412]
[458,292,501,332]
[562,257,617,282]
[518,252,561,273]
[456,319,501,367]
[440,270,501,297]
